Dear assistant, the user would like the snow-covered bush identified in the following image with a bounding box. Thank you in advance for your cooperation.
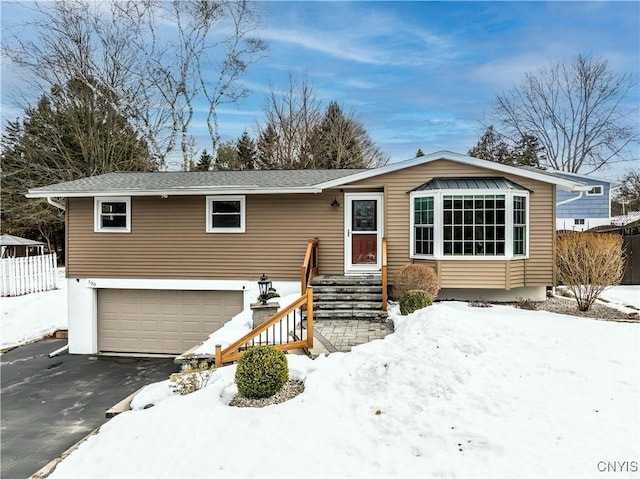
[556,232,625,311]
[169,360,215,395]
[393,263,439,299]
[235,345,288,399]
[399,290,433,315]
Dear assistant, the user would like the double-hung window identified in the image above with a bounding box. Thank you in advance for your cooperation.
[410,178,529,259]
[94,197,131,233]
[206,195,246,233]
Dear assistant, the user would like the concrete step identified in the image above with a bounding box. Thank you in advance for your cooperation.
[312,309,388,320]
[315,301,383,310]
[311,275,382,287]
[312,286,382,294]
[313,293,383,302]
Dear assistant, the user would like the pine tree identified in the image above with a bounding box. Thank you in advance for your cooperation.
[236,131,257,170]
[256,123,278,169]
[415,149,425,157]
[194,149,213,171]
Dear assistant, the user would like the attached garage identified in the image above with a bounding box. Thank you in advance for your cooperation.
[97,289,244,354]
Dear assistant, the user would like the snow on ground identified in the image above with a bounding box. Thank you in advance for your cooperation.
[48,295,639,479]
[599,286,640,309]
[0,268,67,349]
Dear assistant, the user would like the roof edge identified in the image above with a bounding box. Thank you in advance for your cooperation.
[26,186,324,198]
[316,150,588,191]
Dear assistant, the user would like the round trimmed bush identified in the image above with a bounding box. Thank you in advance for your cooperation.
[399,290,433,315]
[393,263,439,299]
[235,345,289,399]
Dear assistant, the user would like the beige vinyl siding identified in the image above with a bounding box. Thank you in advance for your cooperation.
[349,159,555,288]
[67,192,344,280]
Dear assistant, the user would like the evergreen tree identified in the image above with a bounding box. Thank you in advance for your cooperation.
[194,149,213,171]
[256,123,279,169]
[415,149,425,157]
[1,77,156,253]
[468,126,511,164]
[236,131,257,170]
[214,141,240,170]
[310,101,386,169]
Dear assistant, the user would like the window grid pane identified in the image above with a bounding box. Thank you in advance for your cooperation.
[211,200,241,229]
[513,196,526,255]
[442,194,505,256]
[100,202,128,229]
[414,197,434,255]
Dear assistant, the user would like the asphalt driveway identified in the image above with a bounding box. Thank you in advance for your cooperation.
[1,340,179,479]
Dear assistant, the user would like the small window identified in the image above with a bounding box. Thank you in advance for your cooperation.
[574,218,585,225]
[586,185,603,196]
[206,195,245,233]
[94,197,131,233]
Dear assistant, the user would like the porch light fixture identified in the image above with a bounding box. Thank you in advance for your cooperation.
[331,198,340,208]
[258,273,271,305]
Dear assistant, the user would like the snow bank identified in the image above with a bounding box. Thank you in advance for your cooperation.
[49,301,639,479]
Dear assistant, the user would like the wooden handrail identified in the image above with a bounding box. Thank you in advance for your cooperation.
[381,238,388,312]
[300,238,319,294]
[215,288,314,367]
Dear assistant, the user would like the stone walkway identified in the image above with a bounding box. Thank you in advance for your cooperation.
[312,319,394,353]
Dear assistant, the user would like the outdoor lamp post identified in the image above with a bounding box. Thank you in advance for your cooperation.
[258,273,271,305]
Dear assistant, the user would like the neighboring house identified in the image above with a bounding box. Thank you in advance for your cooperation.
[0,234,46,258]
[27,151,587,355]
[551,170,614,231]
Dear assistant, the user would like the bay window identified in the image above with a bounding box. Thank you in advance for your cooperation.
[410,179,529,259]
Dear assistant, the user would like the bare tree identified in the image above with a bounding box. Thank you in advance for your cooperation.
[258,74,323,169]
[2,0,266,165]
[492,54,638,174]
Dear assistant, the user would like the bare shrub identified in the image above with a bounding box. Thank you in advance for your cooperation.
[556,233,625,311]
[170,360,215,395]
[515,297,538,311]
[392,263,439,299]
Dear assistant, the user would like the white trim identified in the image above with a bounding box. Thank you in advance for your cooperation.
[586,185,604,196]
[206,195,246,233]
[28,187,322,198]
[344,193,383,274]
[317,151,587,192]
[410,189,530,260]
[94,197,131,233]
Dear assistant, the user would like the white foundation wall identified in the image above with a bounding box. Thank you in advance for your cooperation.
[556,217,611,232]
[437,286,547,302]
[66,277,300,354]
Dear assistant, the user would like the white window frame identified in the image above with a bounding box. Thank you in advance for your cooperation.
[206,195,246,233]
[410,189,529,260]
[586,185,603,196]
[94,197,131,233]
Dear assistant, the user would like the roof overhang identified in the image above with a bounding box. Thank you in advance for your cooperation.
[317,151,589,192]
[26,186,324,198]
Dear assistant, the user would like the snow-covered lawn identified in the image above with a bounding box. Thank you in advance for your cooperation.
[0,268,67,349]
[46,290,639,479]
[599,286,640,309]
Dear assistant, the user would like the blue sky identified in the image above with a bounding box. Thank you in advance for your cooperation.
[2,1,639,177]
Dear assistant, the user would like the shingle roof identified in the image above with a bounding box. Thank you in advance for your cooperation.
[411,177,530,192]
[27,169,368,197]
[0,234,45,246]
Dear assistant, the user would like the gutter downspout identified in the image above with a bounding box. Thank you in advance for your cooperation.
[47,197,66,211]
[555,191,584,207]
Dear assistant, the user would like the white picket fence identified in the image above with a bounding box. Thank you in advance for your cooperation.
[0,253,58,297]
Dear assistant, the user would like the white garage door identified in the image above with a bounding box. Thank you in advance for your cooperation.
[98,289,244,354]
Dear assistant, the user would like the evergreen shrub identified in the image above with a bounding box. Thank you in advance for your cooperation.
[235,345,288,398]
[399,290,433,315]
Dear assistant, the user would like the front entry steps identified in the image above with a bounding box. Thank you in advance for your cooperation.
[309,275,387,321]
